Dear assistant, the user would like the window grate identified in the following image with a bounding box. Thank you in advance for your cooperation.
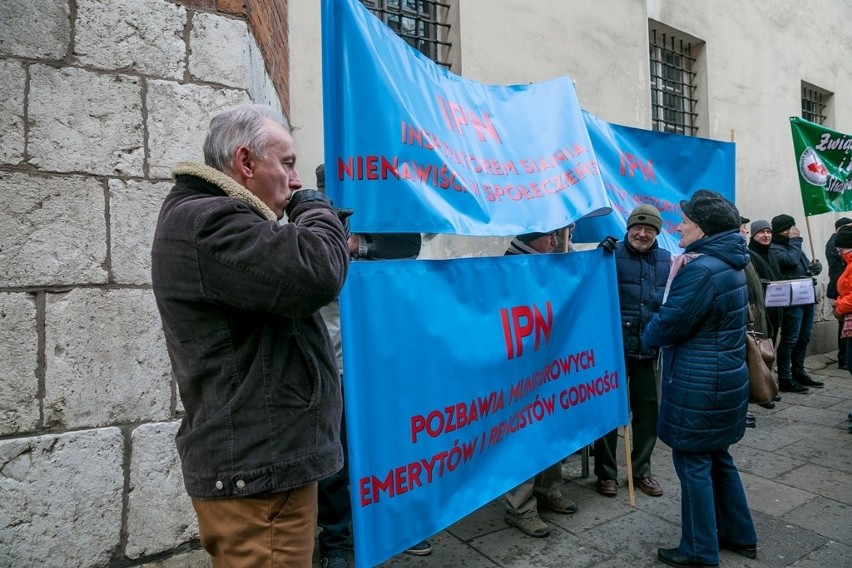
[802,85,827,125]
[361,0,452,67]
[649,29,698,136]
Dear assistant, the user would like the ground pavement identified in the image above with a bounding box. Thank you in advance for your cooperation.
[349,353,851,568]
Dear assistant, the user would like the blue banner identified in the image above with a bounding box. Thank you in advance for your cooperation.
[340,250,627,566]
[321,0,611,236]
[573,112,736,253]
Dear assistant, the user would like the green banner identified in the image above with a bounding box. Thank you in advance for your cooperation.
[790,117,852,216]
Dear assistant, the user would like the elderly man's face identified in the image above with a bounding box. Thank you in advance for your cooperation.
[243,119,303,219]
[627,224,657,253]
[528,233,558,253]
[753,228,772,245]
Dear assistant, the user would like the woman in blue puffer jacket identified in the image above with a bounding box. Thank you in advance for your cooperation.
[643,190,758,568]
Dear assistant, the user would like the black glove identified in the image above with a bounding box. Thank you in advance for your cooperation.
[336,208,353,238]
[285,189,332,220]
[809,259,822,276]
[597,236,618,253]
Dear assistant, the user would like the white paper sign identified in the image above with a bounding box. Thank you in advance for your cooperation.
[764,279,815,307]
[765,282,792,307]
[790,278,816,306]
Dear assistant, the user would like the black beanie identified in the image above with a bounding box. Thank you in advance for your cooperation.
[836,226,852,248]
[771,214,795,234]
[679,190,740,236]
[835,217,852,229]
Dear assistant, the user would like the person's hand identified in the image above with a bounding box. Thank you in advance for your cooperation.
[597,236,617,253]
[285,189,332,219]
[809,259,823,275]
[336,208,353,238]
[789,226,801,238]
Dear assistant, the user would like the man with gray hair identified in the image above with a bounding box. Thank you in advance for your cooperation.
[151,103,349,566]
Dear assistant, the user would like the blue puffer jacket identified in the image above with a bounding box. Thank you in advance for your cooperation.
[616,237,671,359]
[642,230,749,452]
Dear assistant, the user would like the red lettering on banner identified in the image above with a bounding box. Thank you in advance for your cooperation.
[500,302,552,360]
[436,95,502,143]
[619,151,657,184]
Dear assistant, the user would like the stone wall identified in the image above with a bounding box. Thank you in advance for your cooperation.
[0,0,284,565]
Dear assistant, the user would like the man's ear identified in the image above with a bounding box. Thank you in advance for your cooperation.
[234,146,254,179]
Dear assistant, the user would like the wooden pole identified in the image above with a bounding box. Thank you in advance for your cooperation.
[804,215,818,262]
[623,425,636,508]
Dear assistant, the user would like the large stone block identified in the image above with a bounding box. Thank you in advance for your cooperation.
[110,179,173,285]
[0,0,70,60]
[147,80,246,179]
[189,12,249,88]
[0,428,124,567]
[0,60,25,164]
[28,65,144,176]
[0,172,108,287]
[126,421,198,559]
[75,0,186,79]
[246,32,283,114]
[137,550,211,568]
[0,293,40,435]
[44,289,171,428]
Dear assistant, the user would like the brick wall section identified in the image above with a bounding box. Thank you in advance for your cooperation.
[172,0,289,117]
[244,0,290,117]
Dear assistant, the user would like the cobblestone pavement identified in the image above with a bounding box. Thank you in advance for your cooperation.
[350,353,852,568]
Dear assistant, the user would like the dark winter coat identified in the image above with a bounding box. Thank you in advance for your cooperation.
[615,237,671,359]
[151,162,349,498]
[769,234,813,279]
[826,233,845,300]
[748,238,783,338]
[642,230,749,452]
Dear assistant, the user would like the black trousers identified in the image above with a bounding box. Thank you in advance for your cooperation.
[317,388,352,557]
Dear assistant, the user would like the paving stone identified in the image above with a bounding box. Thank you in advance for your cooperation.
[378,531,497,568]
[750,510,829,567]
[783,497,852,546]
[788,539,852,568]
[730,444,804,481]
[472,524,611,568]
[738,470,815,517]
[573,509,679,566]
[774,463,852,506]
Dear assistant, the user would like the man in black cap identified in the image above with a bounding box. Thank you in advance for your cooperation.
[769,214,823,392]
[826,217,852,369]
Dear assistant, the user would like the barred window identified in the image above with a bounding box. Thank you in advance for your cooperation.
[361,0,451,67]
[801,82,830,125]
[649,28,698,136]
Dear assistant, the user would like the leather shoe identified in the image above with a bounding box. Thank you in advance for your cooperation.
[779,380,808,393]
[795,374,823,388]
[657,547,718,567]
[719,540,757,559]
[773,394,782,401]
[596,478,618,497]
[634,476,663,496]
[757,401,775,409]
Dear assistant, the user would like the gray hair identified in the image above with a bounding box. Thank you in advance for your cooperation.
[203,104,287,171]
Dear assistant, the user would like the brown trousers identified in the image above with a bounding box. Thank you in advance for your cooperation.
[192,482,318,568]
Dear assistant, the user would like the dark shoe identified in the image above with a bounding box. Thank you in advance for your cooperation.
[634,476,663,497]
[779,379,809,393]
[320,556,350,568]
[796,374,824,388]
[773,394,782,401]
[657,547,718,567]
[596,478,618,497]
[505,511,550,537]
[539,494,577,514]
[745,413,756,428]
[404,540,433,555]
[757,401,775,409]
[719,540,757,559]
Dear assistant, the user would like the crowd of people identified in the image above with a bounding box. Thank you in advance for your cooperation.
[150,103,843,568]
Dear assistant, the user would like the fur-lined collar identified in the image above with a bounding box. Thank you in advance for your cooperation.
[172,161,277,221]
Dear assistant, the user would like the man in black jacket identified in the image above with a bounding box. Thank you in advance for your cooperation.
[152,104,349,566]
[595,205,670,498]
[769,214,823,392]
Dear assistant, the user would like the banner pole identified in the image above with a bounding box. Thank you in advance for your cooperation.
[623,425,635,507]
[804,216,817,261]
